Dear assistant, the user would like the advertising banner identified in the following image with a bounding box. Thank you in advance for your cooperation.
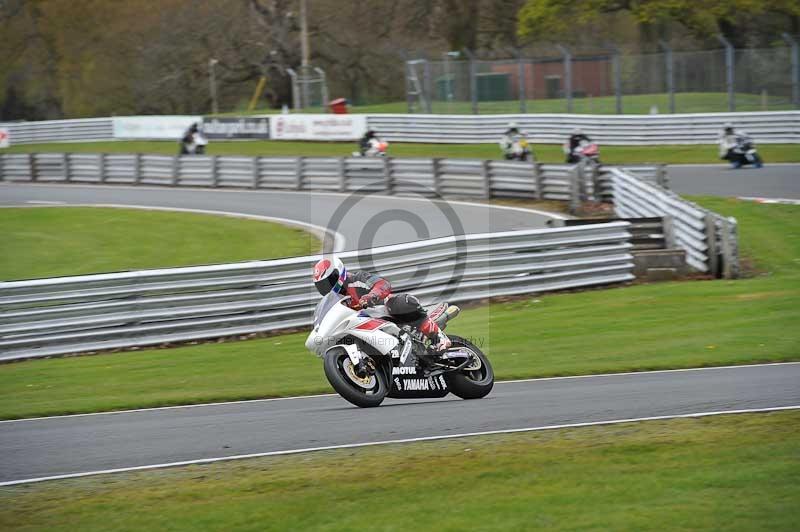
[202,117,270,139]
[113,116,202,140]
[270,114,367,141]
[0,127,9,148]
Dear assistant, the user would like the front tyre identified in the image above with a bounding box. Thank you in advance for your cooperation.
[323,347,388,408]
[444,335,494,399]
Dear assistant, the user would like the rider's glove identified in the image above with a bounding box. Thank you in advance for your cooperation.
[435,332,452,352]
[358,294,381,309]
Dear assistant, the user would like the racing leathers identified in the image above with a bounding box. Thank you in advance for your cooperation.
[343,270,451,351]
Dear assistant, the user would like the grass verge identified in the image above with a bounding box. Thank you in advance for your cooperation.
[0,207,320,280]
[2,141,799,164]
[0,198,797,419]
[1,411,798,531]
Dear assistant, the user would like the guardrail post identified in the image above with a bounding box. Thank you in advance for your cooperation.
[432,158,442,196]
[251,157,259,189]
[295,157,305,190]
[30,153,37,182]
[383,157,393,195]
[133,153,141,184]
[338,157,347,192]
[0,154,4,181]
[656,164,669,189]
[576,160,588,201]
[720,217,740,279]
[98,153,107,183]
[211,155,219,188]
[533,162,543,200]
[481,160,491,199]
[662,215,677,248]
[568,165,581,214]
[590,163,601,201]
[704,214,720,277]
[171,155,179,186]
[63,153,71,182]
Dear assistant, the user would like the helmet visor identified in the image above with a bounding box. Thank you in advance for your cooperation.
[314,270,339,296]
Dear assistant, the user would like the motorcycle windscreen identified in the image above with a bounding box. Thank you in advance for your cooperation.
[313,292,345,327]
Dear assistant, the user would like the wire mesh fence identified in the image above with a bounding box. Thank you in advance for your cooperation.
[406,42,799,115]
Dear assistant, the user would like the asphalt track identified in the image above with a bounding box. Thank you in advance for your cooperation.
[1,363,798,485]
[0,183,562,252]
[667,164,800,199]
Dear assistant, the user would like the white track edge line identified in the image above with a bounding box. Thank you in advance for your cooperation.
[1,362,797,425]
[2,405,798,487]
[0,181,570,220]
[3,203,346,252]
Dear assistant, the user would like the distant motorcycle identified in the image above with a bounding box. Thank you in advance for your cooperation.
[726,134,763,169]
[564,139,600,166]
[305,292,494,408]
[180,131,209,155]
[501,134,533,162]
[353,137,389,157]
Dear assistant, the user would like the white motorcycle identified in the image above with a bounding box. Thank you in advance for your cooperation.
[305,292,494,407]
[352,137,389,157]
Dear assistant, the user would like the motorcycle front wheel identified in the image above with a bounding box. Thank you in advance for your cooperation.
[323,347,388,408]
[444,335,494,399]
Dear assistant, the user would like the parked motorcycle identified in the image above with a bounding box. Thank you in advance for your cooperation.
[564,139,600,165]
[305,292,494,407]
[726,134,763,169]
[352,137,389,157]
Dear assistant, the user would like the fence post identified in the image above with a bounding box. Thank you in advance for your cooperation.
[658,40,675,114]
[133,153,141,184]
[556,44,573,113]
[98,153,106,183]
[590,163,601,201]
[211,155,219,188]
[610,45,622,114]
[383,157,393,194]
[62,153,70,182]
[30,153,37,182]
[716,35,735,112]
[432,158,442,196]
[251,157,259,189]
[514,48,527,113]
[783,33,799,109]
[463,49,478,115]
[295,156,305,190]
[0,154,4,181]
[656,164,669,189]
[704,214,720,277]
[533,162,543,200]
[423,58,433,114]
[338,157,347,192]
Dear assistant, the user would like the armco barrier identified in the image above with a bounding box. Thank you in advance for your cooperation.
[0,222,634,361]
[610,168,739,277]
[2,111,798,146]
[2,152,630,202]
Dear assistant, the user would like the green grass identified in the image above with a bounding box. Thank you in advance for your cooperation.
[2,411,798,531]
[0,207,320,280]
[2,140,799,163]
[0,198,797,419]
[230,92,795,115]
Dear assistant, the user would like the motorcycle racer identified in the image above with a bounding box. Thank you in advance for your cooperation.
[312,257,451,351]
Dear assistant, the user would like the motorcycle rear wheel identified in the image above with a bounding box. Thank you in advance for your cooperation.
[323,347,388,408]
[444,335,494,399]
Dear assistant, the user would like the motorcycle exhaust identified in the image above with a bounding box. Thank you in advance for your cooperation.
[434,305,460,328]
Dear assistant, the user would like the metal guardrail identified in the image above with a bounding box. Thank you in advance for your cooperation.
[1,152,645,203]
[0,222,634,361]
[609,168,739,277]
[2,111,798,146]
[367,111,800,144]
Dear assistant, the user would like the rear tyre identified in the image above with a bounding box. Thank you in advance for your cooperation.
[444,335,494,400]
[323,347,388,408]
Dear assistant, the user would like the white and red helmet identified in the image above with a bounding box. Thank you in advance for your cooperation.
[313,256,347,296]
